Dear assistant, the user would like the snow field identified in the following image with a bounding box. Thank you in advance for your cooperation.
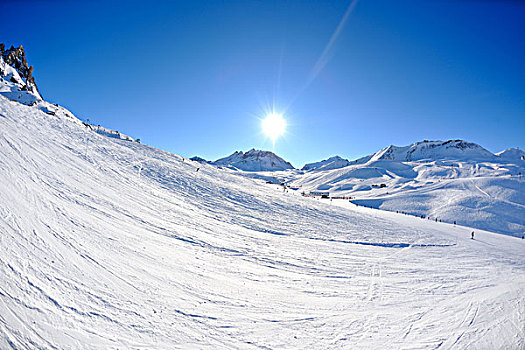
[1,97,524,349]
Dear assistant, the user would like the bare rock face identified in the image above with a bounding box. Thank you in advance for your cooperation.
[1,44,41,97]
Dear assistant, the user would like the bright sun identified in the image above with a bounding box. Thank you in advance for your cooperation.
[261,113,286,143]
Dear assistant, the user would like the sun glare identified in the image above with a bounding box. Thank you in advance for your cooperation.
[262,113,286,144]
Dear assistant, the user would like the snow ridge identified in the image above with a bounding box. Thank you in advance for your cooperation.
[87,124,135,142]
[302,156,351,171]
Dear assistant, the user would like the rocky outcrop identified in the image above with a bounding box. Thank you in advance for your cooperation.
[1,44,40,97]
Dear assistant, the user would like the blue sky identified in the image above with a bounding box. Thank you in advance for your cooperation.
[2,0,524,167]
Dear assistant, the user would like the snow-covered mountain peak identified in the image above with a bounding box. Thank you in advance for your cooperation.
[0,44,42,104]
[214,148,294,171]
[302,155,351,171]
[496,148,525,162]
[370,139,494,162]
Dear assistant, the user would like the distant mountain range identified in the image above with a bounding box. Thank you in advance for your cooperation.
[198,140,524,173]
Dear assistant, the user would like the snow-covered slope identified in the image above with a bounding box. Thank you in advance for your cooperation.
[288,140,525,237]
[214,148,294,171]
[1,93,525,348]
[302,155,351,171]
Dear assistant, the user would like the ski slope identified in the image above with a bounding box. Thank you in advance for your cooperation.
[1,96,525,349]
[210,141,525,237]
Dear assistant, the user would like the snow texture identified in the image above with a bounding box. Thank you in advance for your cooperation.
[1,95,525,349]
[0,59,41,106]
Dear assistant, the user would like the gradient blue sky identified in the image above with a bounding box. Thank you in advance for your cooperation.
[2,0,524,167]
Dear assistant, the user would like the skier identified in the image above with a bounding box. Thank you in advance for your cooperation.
[471,231,474,240]
[196,168,200,172]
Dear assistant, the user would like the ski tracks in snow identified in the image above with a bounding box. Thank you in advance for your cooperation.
[1,98,525,348]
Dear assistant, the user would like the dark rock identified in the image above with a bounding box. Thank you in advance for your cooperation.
[190,156,209,163]
[1,43,41,97]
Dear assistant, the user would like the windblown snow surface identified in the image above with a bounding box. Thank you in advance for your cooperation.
[1,96,525,349]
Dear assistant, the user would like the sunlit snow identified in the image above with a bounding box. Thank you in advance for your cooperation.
[1,96,524,348]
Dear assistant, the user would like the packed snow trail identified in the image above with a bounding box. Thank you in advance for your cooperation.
[0,97,524,349]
